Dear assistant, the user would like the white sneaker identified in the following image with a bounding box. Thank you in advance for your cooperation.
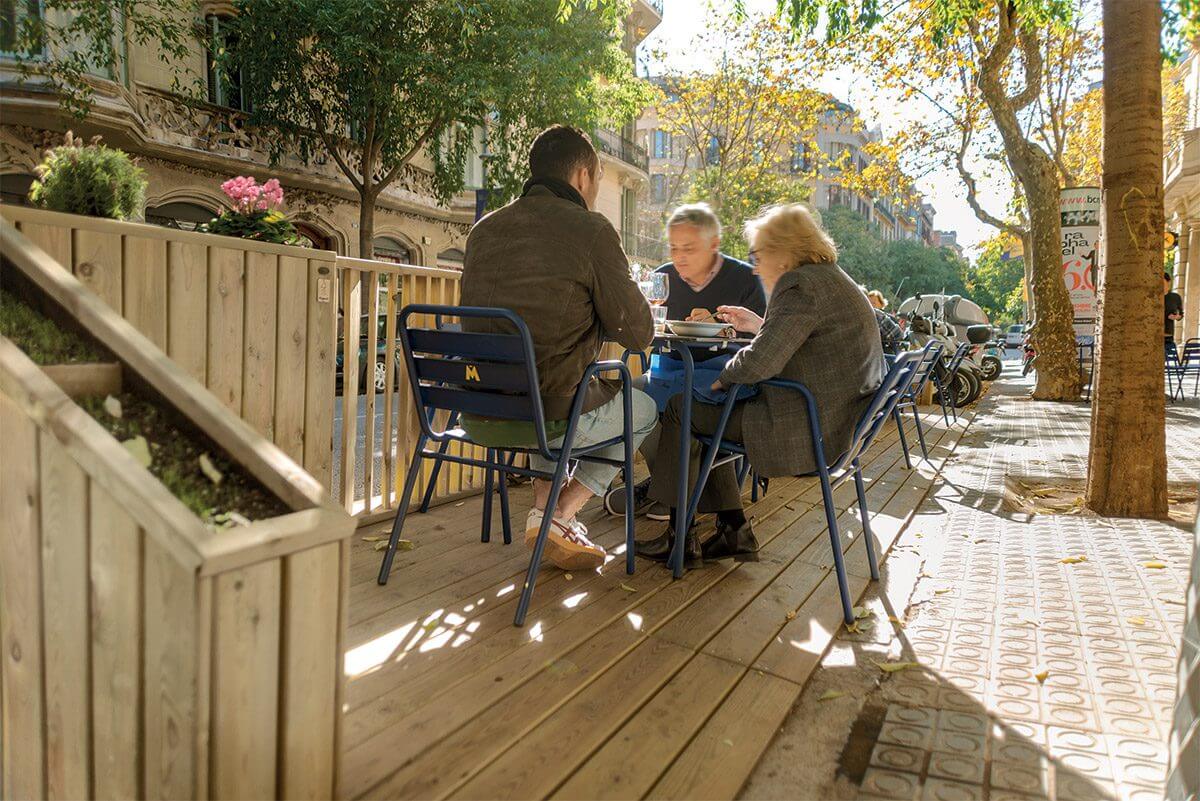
[524,509,606,570]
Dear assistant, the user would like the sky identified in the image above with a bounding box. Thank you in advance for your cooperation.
[637,0,1019,262]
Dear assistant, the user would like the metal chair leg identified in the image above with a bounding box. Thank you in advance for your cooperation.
[932,375,951,426]
[481,448,495,543]
[894,406,912,469]
[497,451,512,545]
[417,437,452,513]
[912,404,931,462]
[623,405,636,576]
[817,468,855,626]
[853,460,879,581]
[514,455,571,627]
[378,434,427,584]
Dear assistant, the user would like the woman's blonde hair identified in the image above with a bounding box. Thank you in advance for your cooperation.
[743,204,837,269]
[867,289,887,308]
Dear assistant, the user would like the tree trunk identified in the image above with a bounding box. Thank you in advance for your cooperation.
[1021,161,1081,400]
[1086,0,1168,518]
[358,191,375,260]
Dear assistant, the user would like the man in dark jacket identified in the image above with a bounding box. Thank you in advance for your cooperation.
[460,125,657,571]
[1165,271,1184,343]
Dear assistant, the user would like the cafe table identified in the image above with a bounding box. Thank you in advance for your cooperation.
[626,331,753,578]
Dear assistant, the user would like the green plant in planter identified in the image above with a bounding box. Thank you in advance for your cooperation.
[29,132,147,220]
[203,175,304,245]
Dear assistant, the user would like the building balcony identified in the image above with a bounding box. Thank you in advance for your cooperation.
[594,128,650,174]
[1165,127,1199,208]
[628,0,664,46]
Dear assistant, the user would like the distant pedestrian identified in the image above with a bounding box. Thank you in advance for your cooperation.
[1165,271,1183,344]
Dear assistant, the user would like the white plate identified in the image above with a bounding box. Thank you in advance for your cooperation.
[666,320,728,337]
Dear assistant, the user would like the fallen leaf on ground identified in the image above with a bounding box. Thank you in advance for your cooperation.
[818,690,847,702]
[198,453,223,485]
[785,610,797,621]
[455,501,465,507]
[361,535,386,542]
[871,660,919,674]
[853,605,873,620]
[934,588,952,595]
[1127,616,1147,627]
[103,394,122,418]
[1142,561,1167,569]
[844,621,862,634]
[1161,598,1185,606]
[1059,555,1087,564]
[619,582,637,593]
[564,573,573,581]
[373,539,413,552]
[722,739,734,747]
[888,615,905,628]
[121,435,152,468]
[1035,669,1050,683]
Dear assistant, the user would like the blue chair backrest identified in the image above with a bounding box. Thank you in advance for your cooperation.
[832,350,922,472]
[1166,341,1182,367]
[903,342,943,398]
[398,304,554,453]
[1180,340,1200,365]
[945,342,971,372]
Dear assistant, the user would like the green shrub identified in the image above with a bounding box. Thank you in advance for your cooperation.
[29,132,146,220]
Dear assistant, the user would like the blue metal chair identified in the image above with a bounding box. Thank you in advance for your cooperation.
[1178,339,1200,399]
[377,304,639,627]
[932,343,971,424]
[1166,341,1186,403]
[680,351,922,626]
[891,342,942,469]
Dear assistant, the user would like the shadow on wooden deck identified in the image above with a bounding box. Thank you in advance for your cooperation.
[337,404,975,800]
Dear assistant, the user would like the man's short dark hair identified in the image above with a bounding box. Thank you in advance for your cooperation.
[529,125,598,182]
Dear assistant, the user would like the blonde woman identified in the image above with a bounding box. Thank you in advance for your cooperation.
[635,204,885,564]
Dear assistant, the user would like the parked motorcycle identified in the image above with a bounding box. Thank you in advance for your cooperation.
[906,313,984,407]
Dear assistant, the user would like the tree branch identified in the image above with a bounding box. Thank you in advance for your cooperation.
[955,124,1026,239]
[306,99,363,193]
[375,114,444,192]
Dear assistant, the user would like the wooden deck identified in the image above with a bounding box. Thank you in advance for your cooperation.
[338,405,972,800]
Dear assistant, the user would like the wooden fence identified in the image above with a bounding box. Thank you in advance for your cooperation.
[0,205,338,489]
[1,221,354,799]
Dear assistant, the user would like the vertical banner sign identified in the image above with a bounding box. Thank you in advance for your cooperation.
[1060,187,1101,336]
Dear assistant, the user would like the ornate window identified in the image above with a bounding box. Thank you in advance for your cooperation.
[373,236,415,265]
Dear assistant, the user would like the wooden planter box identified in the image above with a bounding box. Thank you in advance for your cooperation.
[1,221,354,800]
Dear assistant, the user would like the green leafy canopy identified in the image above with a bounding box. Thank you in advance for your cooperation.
[223,0,653,210]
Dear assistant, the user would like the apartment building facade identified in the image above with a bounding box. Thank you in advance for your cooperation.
[0,2,661,268]
[1165,38,1200,343]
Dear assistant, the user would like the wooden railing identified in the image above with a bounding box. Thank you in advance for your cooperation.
[334,257,493,520]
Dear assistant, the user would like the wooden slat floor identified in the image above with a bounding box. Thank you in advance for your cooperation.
[339,404,973,800]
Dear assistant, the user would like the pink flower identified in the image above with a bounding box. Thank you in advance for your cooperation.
[220,175,285,214]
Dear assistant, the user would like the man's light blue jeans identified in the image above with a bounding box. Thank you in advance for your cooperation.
[529,388,658,497]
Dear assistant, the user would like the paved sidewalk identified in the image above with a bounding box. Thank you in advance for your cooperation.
[742,371,1199,801]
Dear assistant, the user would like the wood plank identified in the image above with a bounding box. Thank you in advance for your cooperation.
[339,269,362,510]
[647,669,802,800]
[89,482,143,800]
[551,654,744,801]
[447,637,696,800]
[38,431,93,800]
[0,394,47,801]
[361,271,379,514]
[123,236,169,350]
[279,544,342,800]
[210,561,282,800]
[18,220,72,268]
[207,247,245,413]
[381,274,399,510]
[142,538,197,799]
[72,228,123,312]
[304,259,337,490]
[242,251,279,438]
[274,255,309,464]
[166,241,209,384]
[41,362,123,399]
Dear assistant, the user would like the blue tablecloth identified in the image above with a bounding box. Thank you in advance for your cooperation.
[642,352,758,412]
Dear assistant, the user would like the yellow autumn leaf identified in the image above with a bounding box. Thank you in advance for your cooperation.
[785,610,797,621]
[1127,616,1147,627]
[871,660,919,674]
[1142,561,1167,569]
[619,582,637,593]
[818,690,847,702]
[1035,669,1050,683]
[564,573,573,581]
[934,588,951,595]
[1059,555,1087,564]
[888,615,905,628]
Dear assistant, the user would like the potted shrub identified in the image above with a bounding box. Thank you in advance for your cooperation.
[29,132,147,220]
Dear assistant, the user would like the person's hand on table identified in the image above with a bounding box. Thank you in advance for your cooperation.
[716,305,764,335]
[710,379,725,392]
